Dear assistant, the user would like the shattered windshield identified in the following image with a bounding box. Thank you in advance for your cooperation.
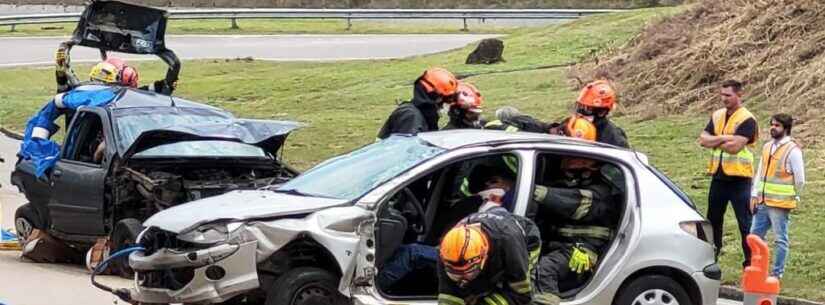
[114,108,266,158]
[276,135,445,201]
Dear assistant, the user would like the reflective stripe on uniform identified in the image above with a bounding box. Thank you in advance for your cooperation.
[54,93,66,108]
[706,107,756,177]
[558,225,612,240]
[533,185,548,202]
[503,155,519,174]
[460,178,472,197]
[31,127,51,139]
[505,126,520,132]
[755,141,799,209]
[571,189,593,220]
[486,293,508,305]
[439,294,466,305]
[509,279,532,294]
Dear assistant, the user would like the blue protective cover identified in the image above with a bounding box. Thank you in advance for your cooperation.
[19,85,118,177]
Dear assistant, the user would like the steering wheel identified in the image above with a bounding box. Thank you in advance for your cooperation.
[402,187,427,235]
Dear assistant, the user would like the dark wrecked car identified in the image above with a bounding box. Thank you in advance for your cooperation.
[11,89,300,275]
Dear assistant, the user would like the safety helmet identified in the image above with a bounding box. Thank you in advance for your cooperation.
[564,115,597,141]
[89,62,120,84]
[104,57,140,88]
[454,82,483,113]
[419,67,459,97]
[439,223,490,285]
[576,80,616,111]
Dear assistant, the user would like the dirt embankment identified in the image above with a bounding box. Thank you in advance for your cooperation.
[0,0,680,9]
[572,0,825,143]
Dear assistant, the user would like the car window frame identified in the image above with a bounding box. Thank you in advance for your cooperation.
[59,107,113,168]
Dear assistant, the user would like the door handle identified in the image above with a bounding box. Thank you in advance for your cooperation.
[52,169,63,178]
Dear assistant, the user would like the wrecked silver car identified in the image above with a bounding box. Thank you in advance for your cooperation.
[127,130,719,305]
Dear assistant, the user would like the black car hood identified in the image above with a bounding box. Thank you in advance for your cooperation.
[122,119,302,160]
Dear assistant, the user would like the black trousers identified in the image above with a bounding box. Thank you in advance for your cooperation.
[707,178,753,267]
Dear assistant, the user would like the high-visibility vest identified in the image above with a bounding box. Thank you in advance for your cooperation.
[707,107,757,178]
[754,140,799,209]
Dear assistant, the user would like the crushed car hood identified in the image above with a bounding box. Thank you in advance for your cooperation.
[143,190,349,233]
[122,119,302,159]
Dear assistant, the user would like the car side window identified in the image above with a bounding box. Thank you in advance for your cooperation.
[62,112,105,164]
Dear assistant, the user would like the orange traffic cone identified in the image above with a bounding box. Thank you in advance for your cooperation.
[742,234,781,305]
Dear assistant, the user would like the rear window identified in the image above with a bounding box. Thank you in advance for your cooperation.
[645,164,696,209]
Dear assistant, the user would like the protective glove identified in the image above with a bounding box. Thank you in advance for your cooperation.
[55,45,69,74]
[568,245,593,274]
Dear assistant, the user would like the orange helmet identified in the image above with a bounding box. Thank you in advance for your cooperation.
[419,67,459,97]
[439,223,490,285]
[564,115,597,141]
[454,82,483,113]
[104,57,139,88]
[576,80,616,111]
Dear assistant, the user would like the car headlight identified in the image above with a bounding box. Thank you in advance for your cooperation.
[177,223,231,245]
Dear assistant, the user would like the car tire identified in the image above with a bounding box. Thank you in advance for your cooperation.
[109,218,144,278]
[265,267,349,305]
[14,203,42,244]
[614,275,692,305]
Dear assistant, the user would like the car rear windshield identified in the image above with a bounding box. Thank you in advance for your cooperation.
[645,164,697,209]
[114,108,266,158]
[276,135,445,201]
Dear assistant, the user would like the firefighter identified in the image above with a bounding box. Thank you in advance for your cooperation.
[443,82,485,130]
[530,157,619,305]
[377,67,459,139]
[438,206,541,305]
[55,42,175,94]
[571,80,628,148]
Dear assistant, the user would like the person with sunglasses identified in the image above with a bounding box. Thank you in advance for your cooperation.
[438,204,540,305]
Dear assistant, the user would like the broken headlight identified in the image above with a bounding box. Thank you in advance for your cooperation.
[176,223,231,245]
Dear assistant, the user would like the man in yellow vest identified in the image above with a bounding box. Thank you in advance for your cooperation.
[750,113,804,279]
[697,80,758,267]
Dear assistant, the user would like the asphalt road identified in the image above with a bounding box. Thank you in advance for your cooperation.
[0,34,499,67]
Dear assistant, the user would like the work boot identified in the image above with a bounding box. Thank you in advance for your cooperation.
[21,229,80,264]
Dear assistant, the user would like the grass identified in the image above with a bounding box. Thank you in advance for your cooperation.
[1,6,824,301]
[0,19,526,37]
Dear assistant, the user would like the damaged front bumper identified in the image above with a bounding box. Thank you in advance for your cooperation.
[128,240,259,304]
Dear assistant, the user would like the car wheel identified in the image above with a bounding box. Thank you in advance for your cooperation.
[266,267,349,305]
[110,218,144,278]
[14,203,42,244]
[614,275,692,305]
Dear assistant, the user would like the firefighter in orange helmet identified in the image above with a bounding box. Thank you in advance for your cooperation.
[443,82,485,130]
[573,80,628,147]
[377,67,459,139]
[437,206,541,305]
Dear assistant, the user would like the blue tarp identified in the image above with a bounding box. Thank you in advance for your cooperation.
[19,85,118,177]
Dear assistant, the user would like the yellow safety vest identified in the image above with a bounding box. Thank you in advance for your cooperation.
[706,107,757,178]
[754,141,799,209]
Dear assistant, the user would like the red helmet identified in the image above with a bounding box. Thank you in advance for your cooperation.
[104,57,139,88]
[419,67,459,97]
[576,80,616,111]
[454,82,483,113]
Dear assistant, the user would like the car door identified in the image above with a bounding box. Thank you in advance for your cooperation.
[350,148,534,304]
[48,108,112,236]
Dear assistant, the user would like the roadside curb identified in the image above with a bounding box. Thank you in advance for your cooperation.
[0,126,23,140]
[720,285,824,305]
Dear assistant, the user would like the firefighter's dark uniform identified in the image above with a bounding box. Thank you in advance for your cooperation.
[437,207,541,305]
[377,82,442,139]
[530,174,619,303]
[593,116,629,148]
[484,115,550,133]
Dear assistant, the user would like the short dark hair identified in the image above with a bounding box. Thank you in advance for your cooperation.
[771,113,793,135]
[721,80,744,93]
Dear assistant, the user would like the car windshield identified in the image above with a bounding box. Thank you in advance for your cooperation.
[114,108,266,158]
[276,135,445,201]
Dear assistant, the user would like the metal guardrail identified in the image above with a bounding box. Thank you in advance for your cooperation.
[0,8,621,31]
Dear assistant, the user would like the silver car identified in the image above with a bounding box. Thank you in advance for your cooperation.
[127,130,720,305]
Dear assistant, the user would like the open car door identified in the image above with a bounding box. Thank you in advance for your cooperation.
[65,0,180,89]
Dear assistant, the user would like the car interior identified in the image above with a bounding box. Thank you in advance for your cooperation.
[62,112,105,165]
[373,151,627,299]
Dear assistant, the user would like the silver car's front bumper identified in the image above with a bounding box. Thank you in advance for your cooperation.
[128,240,259,304]
[692,269,721,305]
